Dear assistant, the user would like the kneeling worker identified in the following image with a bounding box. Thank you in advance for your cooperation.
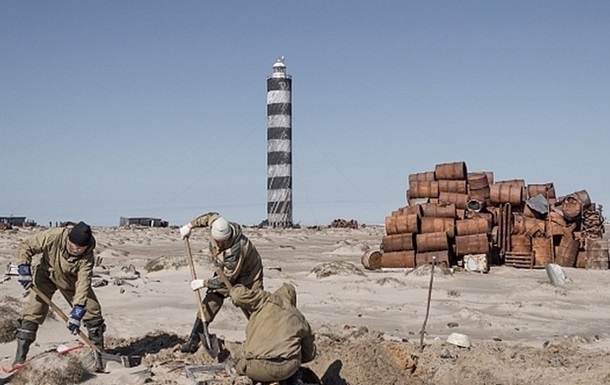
[229,283,316,384]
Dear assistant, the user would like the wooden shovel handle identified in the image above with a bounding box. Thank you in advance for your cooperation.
[184,238,208,323]
[29,285,102,353]
[215,268,233,290]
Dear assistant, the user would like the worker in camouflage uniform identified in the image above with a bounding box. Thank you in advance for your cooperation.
[13,221,106,365]
[179,212,264,353]
[229,283,316,384]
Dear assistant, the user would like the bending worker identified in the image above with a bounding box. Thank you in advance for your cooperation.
[179,212,264,353]
[13,221,106,366]
[229,283,317,384]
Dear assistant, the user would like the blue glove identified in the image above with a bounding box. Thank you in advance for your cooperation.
[17,264,32,289]
[67,305,86,335]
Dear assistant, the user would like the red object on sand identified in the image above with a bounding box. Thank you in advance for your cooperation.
[1,362,28,374]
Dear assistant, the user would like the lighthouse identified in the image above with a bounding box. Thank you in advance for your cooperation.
[266,57,293,227]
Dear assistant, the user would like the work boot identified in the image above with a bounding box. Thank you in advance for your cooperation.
[180,317,204,353]
[13,319,38,365]
[283,368,304,385]
[84,317,106,351]
[13,338,33,366]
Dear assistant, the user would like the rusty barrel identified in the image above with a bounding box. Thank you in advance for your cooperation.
[585,238,609,270]
[532,236,552,266]
[456,217,490,236]
[466,199,484,213]
[361,250,382,270]
[438,180,467,194]
[555,236,579,268]
[511,234,532,253]
[527,183,556,199]
[469,189,490,206]
[570,190,591,208]
[560,196,581,221]
[408,181,440,199]
[468,211,496,226]
[496,179,526,189]
[382,233,415,252]
[392,204,423,217]
[455,233,490,256]
[380,250,416,268]
[547,211,567,236]
[408,171,436,184]
[435,161,467,180]
[467,172,489,190]
[420,217,455,238]
[416,232,449,252]
[512,213,545,236]
[439,192,468,210]
[416,250,450,267]
[420,202,456,218]
[385,213,420,235]
[490,183,523,206]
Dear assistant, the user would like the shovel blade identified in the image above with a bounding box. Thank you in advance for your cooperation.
[199,332,220,359]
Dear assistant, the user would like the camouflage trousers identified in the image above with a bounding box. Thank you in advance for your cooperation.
[23,266,103,325]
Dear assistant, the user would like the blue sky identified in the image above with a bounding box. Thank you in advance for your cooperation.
[1,1,609,227]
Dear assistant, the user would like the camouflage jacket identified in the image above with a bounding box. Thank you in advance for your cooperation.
[16,227,96,307]
[190,212,263,290]
[230,283,316,362]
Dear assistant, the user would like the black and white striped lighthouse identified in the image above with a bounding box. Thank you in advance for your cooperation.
[266,57,293,227]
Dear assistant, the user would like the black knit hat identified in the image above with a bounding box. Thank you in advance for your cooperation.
[69,221,92,247]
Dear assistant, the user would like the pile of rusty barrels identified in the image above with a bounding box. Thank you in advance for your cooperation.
[330,218,359,229]
[361,160,607,270]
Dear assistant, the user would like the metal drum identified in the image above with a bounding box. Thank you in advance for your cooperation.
[416,232,449,252]
[438,180,467,194]
[361,250,382,270]
[555,236,579,268]
[439,192,468,210]
[455,233,490,256]
[532,236,552,266]
[435,161,467,180]
[382,233,415,252]
[380,250,416,268]
[385,213,420,235]
[408,171,436,184]
[408,181,440,199]
[527,183,556,199]
[456,217,490,236]
[490,183,523,206]
[420,202,457,218]
[467,172,489,190]
[420,217,455,238]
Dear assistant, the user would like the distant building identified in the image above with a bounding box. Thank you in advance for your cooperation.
[0,216,27,226]
[119,217,168,227]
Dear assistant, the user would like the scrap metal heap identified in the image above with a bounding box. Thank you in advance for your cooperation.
[368,160,607,270]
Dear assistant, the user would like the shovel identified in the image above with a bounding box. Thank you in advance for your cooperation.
[29,286,135,372]
[184,238,220,359]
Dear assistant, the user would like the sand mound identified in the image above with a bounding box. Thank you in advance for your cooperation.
[406,263,454,278]
[310,262,366,279]
[142,255,186,272]
[11,351,87,385]
[0,296,22,343]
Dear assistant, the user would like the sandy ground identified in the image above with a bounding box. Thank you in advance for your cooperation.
[1,225,610,384]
